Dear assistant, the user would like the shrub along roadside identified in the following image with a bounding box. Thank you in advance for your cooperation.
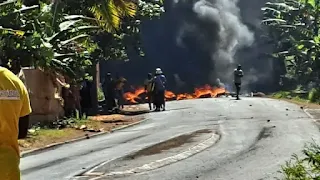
[271,88,320,104]
[281,142,320,180]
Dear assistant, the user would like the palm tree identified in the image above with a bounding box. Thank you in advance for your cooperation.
[51,0,137,33]
[90,0,137,32]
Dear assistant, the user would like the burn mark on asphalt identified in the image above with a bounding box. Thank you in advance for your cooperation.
[124,129,212,160]
[256,126,274,141]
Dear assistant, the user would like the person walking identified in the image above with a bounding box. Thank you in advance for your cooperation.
[0,65,32,180]
[234,64,244,100]
[144,73,154,110]
[153,68,167,111]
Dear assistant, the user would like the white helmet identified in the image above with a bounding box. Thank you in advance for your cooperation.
[155,68,163,75]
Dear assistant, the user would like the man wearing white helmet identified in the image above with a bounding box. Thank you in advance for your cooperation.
[153,68,167,111]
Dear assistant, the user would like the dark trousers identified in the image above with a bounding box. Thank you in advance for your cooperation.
[146,92,153,110]
[154,90,165,110]
[115,90,124,109]
[235,83,241,98]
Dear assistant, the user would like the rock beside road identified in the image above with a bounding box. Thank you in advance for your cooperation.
[253,92,265,97]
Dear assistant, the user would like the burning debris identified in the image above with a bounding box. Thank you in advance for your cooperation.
[123,84,227,104]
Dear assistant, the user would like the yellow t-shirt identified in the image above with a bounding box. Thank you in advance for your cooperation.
[0,67,32,180]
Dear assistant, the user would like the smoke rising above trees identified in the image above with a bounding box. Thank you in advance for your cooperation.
[102,0,277,92]
[175,0,254,85]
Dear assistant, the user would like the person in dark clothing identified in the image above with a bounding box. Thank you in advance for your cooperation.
[62,87,74,118]
[114,76,126,110]
[80,79,92,116]
[234,64,244,100]
[102,72,116,111]
[144,73,154,110]
[153,68,167,111]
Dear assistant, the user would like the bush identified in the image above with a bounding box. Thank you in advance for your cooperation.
[308,88,320,103]
[273,91,291,99]
[281,142,320,180]
[97,86,105,102]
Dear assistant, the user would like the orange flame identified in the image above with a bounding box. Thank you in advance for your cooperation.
[123,87,145,103]
[194,84,226,98]
[165,90,176,99]
[123,84,226,104]
[176,93,194,100]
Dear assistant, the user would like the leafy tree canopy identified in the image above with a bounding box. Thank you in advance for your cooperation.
[0,0,164,83]
[262,0,320,88]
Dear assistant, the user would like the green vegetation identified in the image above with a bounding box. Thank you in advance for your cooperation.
[29,110,88,131]
[281,142,320,180]
[97,86,105,101]
[263,0,320,101]
[262,0,320,90]
[272,90,309,103]
[0,0,164,82]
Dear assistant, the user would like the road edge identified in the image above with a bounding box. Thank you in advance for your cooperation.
[21,117,150,158]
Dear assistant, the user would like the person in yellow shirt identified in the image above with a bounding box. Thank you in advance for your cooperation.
[0,65,32,180]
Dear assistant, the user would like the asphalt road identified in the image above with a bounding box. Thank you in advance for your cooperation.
[20,97,320,180]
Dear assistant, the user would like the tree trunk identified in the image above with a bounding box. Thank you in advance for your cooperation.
[90,61,99,115]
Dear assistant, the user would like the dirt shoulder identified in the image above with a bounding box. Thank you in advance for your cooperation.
[19,105,149,153]
[269,95,320,124]
[269,96,320,109]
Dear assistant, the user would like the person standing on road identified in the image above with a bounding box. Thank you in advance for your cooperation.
[154,68,167,111]
[144,73,154,110]
[114,75,126,110]
[102,72,116,111]
[0,65,32,180]
[234,64,244,100]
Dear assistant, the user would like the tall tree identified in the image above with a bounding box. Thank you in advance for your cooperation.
[261,0,320,87]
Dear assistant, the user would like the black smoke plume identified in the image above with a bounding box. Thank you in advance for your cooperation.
[101,0,279,93]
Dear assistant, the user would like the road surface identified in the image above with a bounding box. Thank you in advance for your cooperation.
[20,97,320,180]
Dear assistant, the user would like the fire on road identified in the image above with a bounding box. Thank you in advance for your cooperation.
[123,84,227,104]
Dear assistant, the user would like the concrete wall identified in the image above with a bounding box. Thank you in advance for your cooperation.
[18,68,64,124]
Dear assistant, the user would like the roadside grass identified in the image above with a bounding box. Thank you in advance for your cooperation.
[269,90,320,109]
[18,128,90,151]
[19,112,144,152]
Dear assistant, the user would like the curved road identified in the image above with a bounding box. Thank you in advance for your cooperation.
[20,97,320,180]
